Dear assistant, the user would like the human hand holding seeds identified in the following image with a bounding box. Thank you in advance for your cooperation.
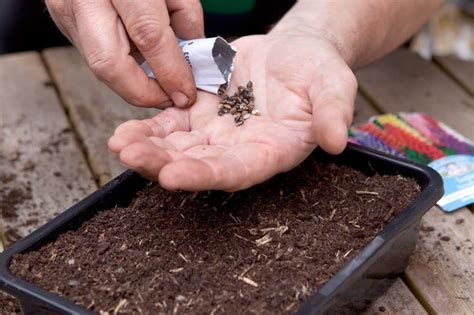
[108,0,441,191]
[108,35,357,191]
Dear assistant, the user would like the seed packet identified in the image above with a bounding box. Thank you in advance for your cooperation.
[428,155,474,212]
[349,112,474,212]
[140,37,237,94]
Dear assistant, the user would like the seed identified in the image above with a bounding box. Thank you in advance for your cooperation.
[217,81,258,122]
[218,83,228,95]
[68,280,80,287]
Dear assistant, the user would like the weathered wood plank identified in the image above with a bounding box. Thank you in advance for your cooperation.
[435,56,474,96]
[405,207,474,314]
[365,278,427,315]
[42,47,158,184]
[357,49,474,313]
[0,52,96,247]
[356,49,474,139]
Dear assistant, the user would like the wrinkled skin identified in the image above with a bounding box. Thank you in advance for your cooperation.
[108,35,357,191]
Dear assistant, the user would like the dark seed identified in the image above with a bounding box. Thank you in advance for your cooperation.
[441,236,450,241]
[218,110,225,116]
[247,81,253,89]
[236,119,244,126]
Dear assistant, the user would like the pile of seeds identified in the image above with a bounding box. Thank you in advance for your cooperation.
[217,81,260,126]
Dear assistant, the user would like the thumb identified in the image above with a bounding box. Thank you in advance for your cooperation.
[309,64,357,154]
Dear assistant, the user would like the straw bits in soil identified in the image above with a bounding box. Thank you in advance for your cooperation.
[217,81,260,126]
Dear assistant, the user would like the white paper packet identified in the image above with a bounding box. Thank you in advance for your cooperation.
[140,37,237,94]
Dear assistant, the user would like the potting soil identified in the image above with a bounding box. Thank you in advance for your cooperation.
[10,156,420,314]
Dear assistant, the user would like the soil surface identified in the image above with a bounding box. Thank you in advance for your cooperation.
[10,156,420,314]
[0,292,20,315]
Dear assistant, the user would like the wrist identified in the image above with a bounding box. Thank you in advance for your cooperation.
[270,24,355,68]
[269,3,357,68]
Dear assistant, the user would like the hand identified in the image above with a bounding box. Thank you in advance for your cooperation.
[108,35,357,191]
[45,0,203,108]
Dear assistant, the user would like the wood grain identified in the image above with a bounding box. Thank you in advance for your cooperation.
[357,49,474,139]
[42,47,158,185]
[435,56,474,96]
[405,207,474,314]
[0,52,96,247]
[365,278,427,315]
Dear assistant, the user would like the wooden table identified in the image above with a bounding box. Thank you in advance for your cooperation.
[1,47,473,314]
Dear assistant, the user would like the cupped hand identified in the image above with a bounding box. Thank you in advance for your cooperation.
[108,35,358,191]
[46,0,203,108]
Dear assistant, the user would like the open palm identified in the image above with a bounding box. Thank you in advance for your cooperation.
[108,35,357,191]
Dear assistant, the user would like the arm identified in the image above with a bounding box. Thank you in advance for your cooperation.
[272,0,443,68]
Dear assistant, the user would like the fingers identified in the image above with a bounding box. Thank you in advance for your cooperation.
[108,130,152,154]
[109,108,190,153]
[310,65,357,154]
[112,0,197,108]
[159,143,281,191]
[119,142,173,180]
[166,0,205,39]
[72,0,171,107]
[45,0,75,42]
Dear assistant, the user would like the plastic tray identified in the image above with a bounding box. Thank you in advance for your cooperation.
[0,144,444,314]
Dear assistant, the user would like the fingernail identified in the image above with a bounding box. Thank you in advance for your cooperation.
[158,100,174,108]
[171,91,189,108]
